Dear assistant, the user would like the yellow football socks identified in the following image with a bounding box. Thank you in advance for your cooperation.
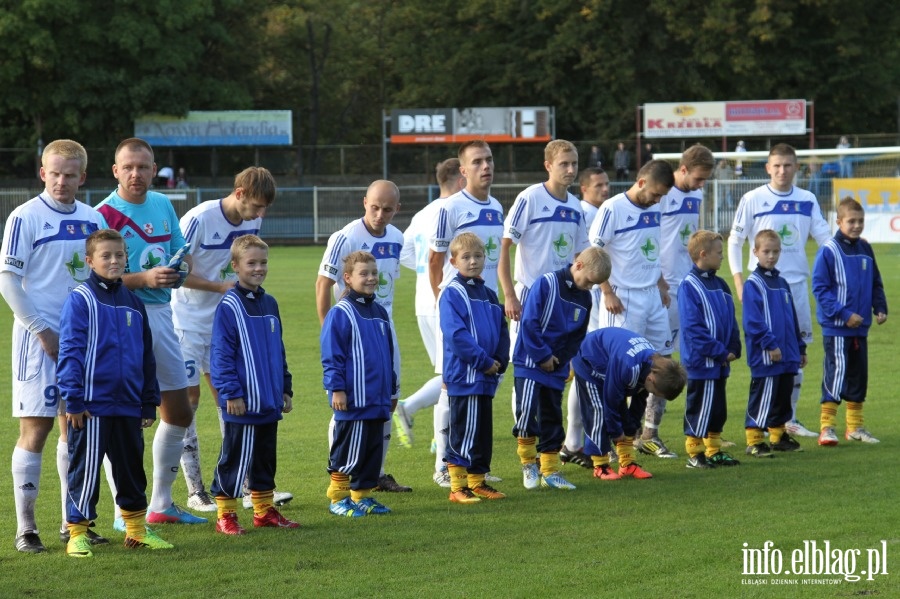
[768,425,785,445]
[616,437,635,467]
[350,489,372,503]
[327,472,351,502]
[592,454,610,468]
[745,427,764,447]
[251,490,274,517]
[448,464,468,493]
[121,508,147,540]
[467,472,485,489]
[846,401,864,431]
[704,432,722,458]
[67,520,89,540]
[517,437,537,465]
[539,451,560,477]
[820,401,838,430]
[685,435,704,457]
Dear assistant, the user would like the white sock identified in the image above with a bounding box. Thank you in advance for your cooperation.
[380,419,391,477]
[403,375,443,416]
[564,384,584,450]
[12,447,41,536]
[56,439,68,532]
[434,388,450,472]
[180,410,204,496]
[790,371,804,421]
[103,456,121,520]
[150,421,187,512]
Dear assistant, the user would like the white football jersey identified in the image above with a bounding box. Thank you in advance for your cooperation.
[429,190,504,292]
[171,200,262,333]
[580,200,600,232]
[589,192,662,289]
[400,198,444,316]
[728,184,831,284]
[319,218,403,317]
[0,195,102,331]
[504,183,589,288]
[659,186,702,290]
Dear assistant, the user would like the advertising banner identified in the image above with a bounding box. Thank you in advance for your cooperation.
[643,100,806,138]
[390,107,552,143]
[831,178,900,243]
[135,111,293,146]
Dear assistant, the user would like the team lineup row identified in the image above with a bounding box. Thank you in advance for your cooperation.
[4,136,887,554]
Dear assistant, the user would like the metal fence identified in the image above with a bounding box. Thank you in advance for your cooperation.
[0,178,834,244]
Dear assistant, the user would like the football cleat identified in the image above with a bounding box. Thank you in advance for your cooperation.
[354,497,391,515]
[818,427,839,446]
[253,507,301,528]
[124,528,174,550]
[522,463,540,490]
[433,468,451,488]
[635,436,678,458]
[146,503,208,525]
[449,488,482,504]
[559,446,593,469]
[619,463,653,479]
[215,512,247,535]
[60,525,109,545]
[471,483,506,500]
[771,433,803,452]
[187,490,217,512]
[846,427,879,444]
[15,532,46,553]
[328,497,366,518]
[686,454,713,469]
[375,474,412,493]
[745,442,774,458]
[785,419,819,438]
[707,452,741,466]
[243,490,294,509]
[593,465,621,480]
[540,472,576,490]
[393,402,413,448]
[66,535,93,558]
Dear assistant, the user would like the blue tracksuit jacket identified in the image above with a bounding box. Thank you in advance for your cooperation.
[321,290,396,421]
[439,273,510,397]
[742,266,805,378]
[211,284,293,425]
[512,266,591,390]
[812,230,888,337]
[57,271,159,419]
[677,266,741,380]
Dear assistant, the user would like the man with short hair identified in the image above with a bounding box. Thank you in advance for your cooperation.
[728,143,831,438]
[96,138,207,527]
[393,159,465,488]
[2,140,105,553]
[589,159,679,462]
[316,180,411,492]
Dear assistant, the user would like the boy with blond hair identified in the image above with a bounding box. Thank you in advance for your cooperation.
[812,198,887,446]
[440,233,509,503]
[513,247,611,490]
[743,230,807,457]
[321,251,398,517]
[210,235,297,534]
[677,231,742,468]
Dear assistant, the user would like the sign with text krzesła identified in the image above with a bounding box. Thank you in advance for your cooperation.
[135,111,293,146]
[643,100,806,138]
[390,107,551,144]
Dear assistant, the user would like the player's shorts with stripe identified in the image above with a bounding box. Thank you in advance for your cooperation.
[146,303,190,392]
[597,285,674,355]
[211,420,278,499]
[513,377,564,452]
[328,419,383,491]
[684,378,727,438]
[175,329,211,387]
[11,321,62,418]
[745,373,793,429]
[446,394,493,473]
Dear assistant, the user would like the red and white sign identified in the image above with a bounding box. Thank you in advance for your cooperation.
[643,100,807,138]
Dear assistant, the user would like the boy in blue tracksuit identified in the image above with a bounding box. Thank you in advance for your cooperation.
[572,328,687,480]
[58,229,170,557]
[742,229,807,457]
[512,247,610,491]
[321,250,397,517]
[210,235,297,534]
[440,233,510,504]
[677,231,742,469]
[812,198,888,446]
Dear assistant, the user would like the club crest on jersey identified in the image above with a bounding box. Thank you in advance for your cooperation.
[377,246,385,256]
[485,212,493,222]
[143,223,154,235]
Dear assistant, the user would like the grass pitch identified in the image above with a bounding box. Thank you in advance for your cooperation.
[0,243,898,598]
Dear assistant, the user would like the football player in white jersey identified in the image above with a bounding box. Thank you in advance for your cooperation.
[560,167,612,466]
[589,159,681,461]
[393,159,465,488]
[728,143,831,438]
[498,140,590,417]
[315,180,411,492]
[1,140,106,553]
[172,167,290,511]
[660,145,715,348]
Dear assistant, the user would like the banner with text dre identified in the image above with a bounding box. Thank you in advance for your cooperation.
[390,107,552,144]
[135,111,293,146]
[643,100,806,138]
[831,178,900,243]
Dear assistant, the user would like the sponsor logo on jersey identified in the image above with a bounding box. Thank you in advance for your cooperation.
[361,242,370,250]
[219,262,236,280]
[484,236,499,262]
[542,206,551,213]
[552,233,574,259]
[509,227,522,240]
[324,265,338,276]
[140,245,167,271]
[213,232,221,240]
[679,224,694,246]
[377,271,394,300]
[64,251,91,282]
[124,230,134,238]
[639,238,659,261]
[777,224,799,247]
[43,222,53,230]
[5,257,24,269]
